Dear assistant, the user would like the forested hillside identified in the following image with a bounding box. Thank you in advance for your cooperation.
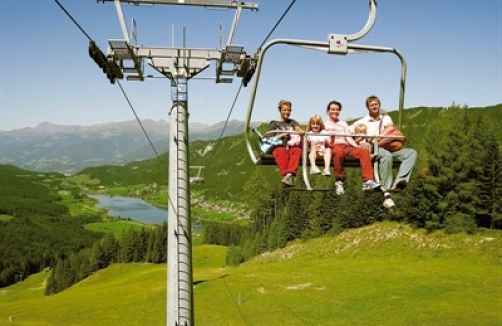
[0,165,169,292]
[221,105,502,263]
[76,104,502,202]
[0,165,102,287]
[1,104,501,295]
[75,105,502,263]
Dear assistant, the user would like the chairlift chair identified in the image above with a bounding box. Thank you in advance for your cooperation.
[244,0,407,190]
[189,166,205,185]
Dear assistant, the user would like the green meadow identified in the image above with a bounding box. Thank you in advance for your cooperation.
[1,222,501,326]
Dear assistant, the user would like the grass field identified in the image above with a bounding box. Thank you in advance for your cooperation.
[1,222,501,326]
[0,214,13,222]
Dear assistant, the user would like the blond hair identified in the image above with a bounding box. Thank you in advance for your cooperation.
[307,114,325,132]
[354,124,367,134]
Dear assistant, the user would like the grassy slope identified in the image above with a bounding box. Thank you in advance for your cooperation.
[1,222,501,326]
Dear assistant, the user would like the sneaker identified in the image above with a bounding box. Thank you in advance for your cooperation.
[282,174,295,187]
[335,181,345,195]
[310,166,321,175]
[383,197,395,208]
[322,169,331,176]
[362,180,381,191]
[391,180,408,191]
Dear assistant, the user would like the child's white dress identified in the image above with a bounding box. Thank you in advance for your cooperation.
[308,134,330,155]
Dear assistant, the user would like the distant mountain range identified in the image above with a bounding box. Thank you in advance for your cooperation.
[0,119,259,175]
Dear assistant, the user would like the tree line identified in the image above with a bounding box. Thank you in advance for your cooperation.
[45,224,167,295]
[204,107,502,265]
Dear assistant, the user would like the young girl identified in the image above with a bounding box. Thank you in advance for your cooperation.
[353,123,372,153]
[306,115,332,176]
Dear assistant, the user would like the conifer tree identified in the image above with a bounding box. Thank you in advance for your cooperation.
[147,227,164,263]
[119,228,137,262]
[474,116,502,228]
[266,216,288,250]
[402,169,441,229]
[413,106,482,232]
[283,191,310,241]
[243,169,275,234]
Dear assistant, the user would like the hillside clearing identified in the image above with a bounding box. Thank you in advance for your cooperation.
[1,222,501,326]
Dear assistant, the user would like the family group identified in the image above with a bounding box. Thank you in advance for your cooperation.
[267,95,417,208]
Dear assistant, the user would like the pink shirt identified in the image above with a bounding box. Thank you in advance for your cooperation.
[324,119,349,145]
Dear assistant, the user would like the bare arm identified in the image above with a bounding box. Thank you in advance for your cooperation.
[354,135,364,144]
[325,135,332,146]
[344,126,360,147]
[378,124,397,145]
[294,125,305,136]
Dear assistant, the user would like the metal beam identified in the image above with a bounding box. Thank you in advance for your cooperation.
[98,0,258,11]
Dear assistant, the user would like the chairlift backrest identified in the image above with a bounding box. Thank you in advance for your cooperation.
[189,166,205,185]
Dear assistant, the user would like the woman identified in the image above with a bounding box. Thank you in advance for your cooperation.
[324,100,380,195]
[269,100,305,186]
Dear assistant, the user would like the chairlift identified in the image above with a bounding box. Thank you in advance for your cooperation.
[244,0,407,190]
[189,166,205,185]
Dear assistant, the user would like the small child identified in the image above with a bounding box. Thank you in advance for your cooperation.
[306,115,332,176]
[353,124,372,153]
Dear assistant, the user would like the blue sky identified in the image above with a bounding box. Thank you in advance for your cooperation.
[1,1,501,131]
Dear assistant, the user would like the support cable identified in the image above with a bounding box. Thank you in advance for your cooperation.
[207,0,298,168]
[258,0,298,49]
[221,275,251,325]
[204,82,244,170]
[117,81,181,219]
[53,0,93,41]
[116,80,166,169]
[53,0,165,172]
[253,277,309,325]
[54,0,176,216]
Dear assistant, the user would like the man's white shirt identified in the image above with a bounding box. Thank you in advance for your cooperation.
[351,115,393,136]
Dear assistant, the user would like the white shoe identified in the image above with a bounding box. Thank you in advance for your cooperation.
[335,181,345,195]
[322,169,331,176]
[282,174,295,186]
[362,180,381,191]
[383,197,395,208]
[310,166,321,175]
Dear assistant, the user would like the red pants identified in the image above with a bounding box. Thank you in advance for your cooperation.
[332,144,374,181]
[273,146,301,176]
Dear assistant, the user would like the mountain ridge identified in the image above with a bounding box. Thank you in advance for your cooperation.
[0,119,260,175]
